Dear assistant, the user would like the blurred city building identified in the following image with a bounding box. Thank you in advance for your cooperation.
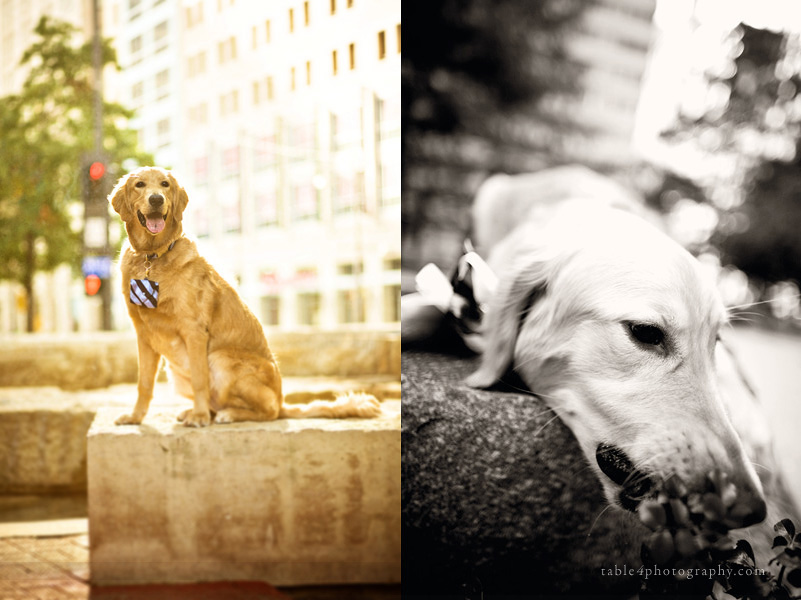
[402,0,657,275]
[0,0,400,332]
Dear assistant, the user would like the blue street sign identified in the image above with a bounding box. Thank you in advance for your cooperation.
[82,256,113,279]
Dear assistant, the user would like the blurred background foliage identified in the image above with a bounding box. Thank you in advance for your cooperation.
[0,16,152,331]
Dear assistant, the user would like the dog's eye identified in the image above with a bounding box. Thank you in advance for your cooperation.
[628,323,665,346]
[135,181,145,188]
[161,181,169,187]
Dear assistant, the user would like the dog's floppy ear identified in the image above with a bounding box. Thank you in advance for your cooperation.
[465,259,548,388]
[108,173,133,221]
[169,172,189,222]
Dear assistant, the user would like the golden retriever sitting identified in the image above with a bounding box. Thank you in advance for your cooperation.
[109,166,381,427]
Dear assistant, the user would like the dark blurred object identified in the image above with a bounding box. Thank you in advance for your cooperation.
[403,0,585,135]
[717,156,801,283]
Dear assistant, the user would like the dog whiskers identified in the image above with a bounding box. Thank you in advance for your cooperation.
[586,504,613,539]
[531,413,563,439]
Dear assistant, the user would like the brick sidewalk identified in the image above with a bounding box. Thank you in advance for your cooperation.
[0,535,400,600]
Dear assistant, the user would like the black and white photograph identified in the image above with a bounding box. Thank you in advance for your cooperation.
[402,0,801,598]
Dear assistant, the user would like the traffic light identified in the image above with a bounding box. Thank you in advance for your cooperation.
[89,161,105,181]
[83,160,111,205]
[85,274,102,296]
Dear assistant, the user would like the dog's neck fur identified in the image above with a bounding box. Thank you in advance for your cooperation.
[127,222,183,257]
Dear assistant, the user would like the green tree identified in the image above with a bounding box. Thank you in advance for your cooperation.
[0,16,152,331]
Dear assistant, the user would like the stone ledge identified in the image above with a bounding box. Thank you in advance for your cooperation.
[0,330,400,389]
[87,404,401,586]
[0,378,399,495]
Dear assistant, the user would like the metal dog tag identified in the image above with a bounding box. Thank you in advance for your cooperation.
[130,279,159,309]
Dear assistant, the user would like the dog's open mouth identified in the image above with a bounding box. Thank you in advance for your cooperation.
[137,210,167,235]
[596,443,654,511]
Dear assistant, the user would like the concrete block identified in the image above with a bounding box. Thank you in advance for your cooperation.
[0,397,95,494]
[87,404,401,586]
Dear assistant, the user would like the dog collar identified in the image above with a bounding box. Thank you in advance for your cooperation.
[146,239,178,261]
[141,239,178,280]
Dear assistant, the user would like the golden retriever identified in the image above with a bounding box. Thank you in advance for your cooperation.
[466,168,767,527]
[109,166,381,427]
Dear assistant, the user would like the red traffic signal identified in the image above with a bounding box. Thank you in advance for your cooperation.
[89,162,105,181]
[85,274,102,296]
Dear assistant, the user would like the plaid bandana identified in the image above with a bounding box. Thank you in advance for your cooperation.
[130,278,159,309]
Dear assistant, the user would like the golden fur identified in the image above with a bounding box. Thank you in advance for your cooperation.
[109,166,381,427]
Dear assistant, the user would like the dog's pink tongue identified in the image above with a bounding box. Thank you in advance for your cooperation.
[146,216,165,234]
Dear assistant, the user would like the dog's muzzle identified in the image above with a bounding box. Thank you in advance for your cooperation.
[596,443,654,511]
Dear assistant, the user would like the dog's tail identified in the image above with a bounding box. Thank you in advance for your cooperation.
[279,391,382,419]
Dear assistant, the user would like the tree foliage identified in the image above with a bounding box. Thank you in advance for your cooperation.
[0,16,152,331]
[663,23,801,284]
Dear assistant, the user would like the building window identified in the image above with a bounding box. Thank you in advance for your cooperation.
[220,90,239,116]
[130,35,142,54]
[330,0,336,14]
[384,285,400,322]
[131,81,143,103]
[347,0,353,7]
[378,30,386,60]
[194,156,209,185]
[305,60,311,85]
[255,189,279,225]
[266,76,274,100]
[332,172,363,213]
[252,25,258,49]
[156,69,169,88]
[265,19,271,43]
[348,42,355,70]
[291,183,319,220]
[384,257,402,271]
[338,262,363,275]
[222,146,240,178]
[304,1,310,25]
[338,289,365,324]
[186,2,203,28]
[189,103,207,125]
[157,118,170,147]
[396,23,401,53]
[188,52,206,77]
[155,21,168,42]
[290,67,296,91]
[260,296,280,326]
[332,50,338,75]
[254,135,277,170]
[297,292,321,326]
[288,8,294,32]
[218,36,237,64]
[156,69,169,100]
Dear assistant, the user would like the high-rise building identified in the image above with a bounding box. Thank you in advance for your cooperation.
[107,0,401,330]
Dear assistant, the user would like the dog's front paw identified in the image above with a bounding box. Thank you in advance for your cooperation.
[115,413,143,426]
[181,410,211,427]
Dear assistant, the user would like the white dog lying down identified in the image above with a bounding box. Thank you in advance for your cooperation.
[466,166,768,526]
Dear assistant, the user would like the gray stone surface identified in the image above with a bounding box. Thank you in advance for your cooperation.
[402,350,647,598]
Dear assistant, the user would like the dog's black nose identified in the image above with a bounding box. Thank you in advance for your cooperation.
[149,194,164,209]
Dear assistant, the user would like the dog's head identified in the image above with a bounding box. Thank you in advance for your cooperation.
[108,166,188,253]
[468,206,766,527]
